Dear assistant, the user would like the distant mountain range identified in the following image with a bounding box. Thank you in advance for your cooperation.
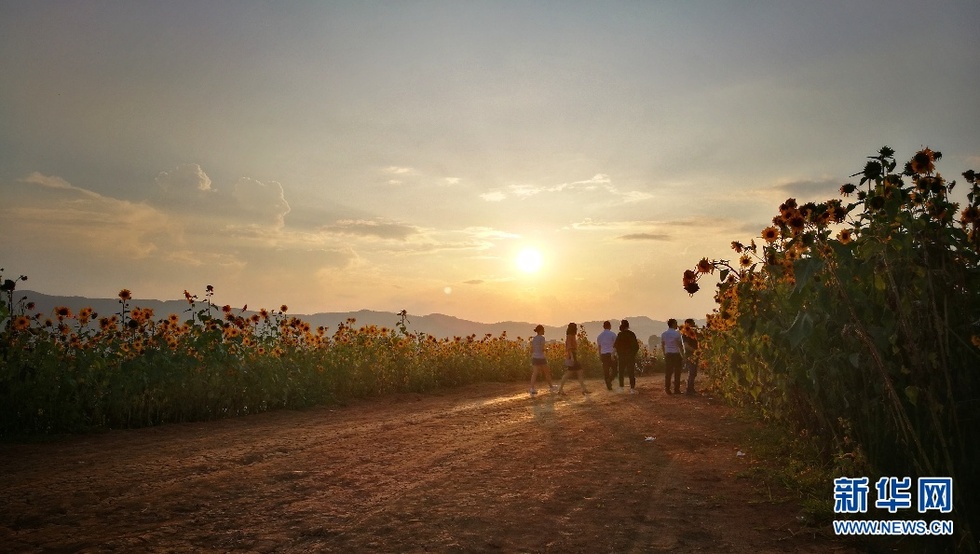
[11,290,701,347]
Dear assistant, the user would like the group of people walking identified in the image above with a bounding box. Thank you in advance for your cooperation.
[528,318,700,397]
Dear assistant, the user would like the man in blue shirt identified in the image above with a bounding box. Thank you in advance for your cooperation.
[660,318,684,395]
[596,321,617,391]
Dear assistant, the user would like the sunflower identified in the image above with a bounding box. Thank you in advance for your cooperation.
[78,307,94,324]
[788,215,806,234]
[762,226,780,244]
[840,183,856,197]
[118,289,132,301]
[740,254,752,267]
[12,315,31,331]
[696,258,714,274]
[837,229,854,244]
[731,241,744,253]
[280,305,288,313]
[961,206,980,225]
[910,148,937,175]
[779,198,798,218]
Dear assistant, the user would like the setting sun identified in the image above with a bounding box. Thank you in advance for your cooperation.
[515,247,543,273]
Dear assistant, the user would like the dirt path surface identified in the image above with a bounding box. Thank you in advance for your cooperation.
[0,379,859,553]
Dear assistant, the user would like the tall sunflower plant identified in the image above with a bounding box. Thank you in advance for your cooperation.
[683,146,980,547]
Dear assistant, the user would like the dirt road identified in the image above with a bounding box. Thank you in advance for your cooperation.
[0,379,858,553]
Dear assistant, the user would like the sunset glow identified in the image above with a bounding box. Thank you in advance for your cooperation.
[1,3,977,326]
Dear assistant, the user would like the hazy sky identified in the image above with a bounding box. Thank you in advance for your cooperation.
[2,1,979,326]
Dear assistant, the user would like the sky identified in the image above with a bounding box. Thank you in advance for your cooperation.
[2,1,979,326]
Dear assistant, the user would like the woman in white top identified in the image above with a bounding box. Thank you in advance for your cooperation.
[528,324,554,396]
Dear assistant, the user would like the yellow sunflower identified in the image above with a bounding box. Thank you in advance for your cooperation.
[762,226,780,243]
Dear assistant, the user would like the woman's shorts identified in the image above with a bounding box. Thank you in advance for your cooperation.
[532,357,548,366]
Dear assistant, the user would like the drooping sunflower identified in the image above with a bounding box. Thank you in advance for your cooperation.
[910,147,937,175]
[696,258,713,274]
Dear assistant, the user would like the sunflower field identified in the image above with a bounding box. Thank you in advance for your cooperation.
[0,281,597,438]
[684,146,980,547]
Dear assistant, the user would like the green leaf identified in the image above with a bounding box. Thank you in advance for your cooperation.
[783,311,814,349]
[793,258,824,295]
[904,385,919,407]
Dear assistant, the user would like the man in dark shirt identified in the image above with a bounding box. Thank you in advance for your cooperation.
[613,319,640,394]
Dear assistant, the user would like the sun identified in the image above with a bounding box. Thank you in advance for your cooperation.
[515,247,543,273]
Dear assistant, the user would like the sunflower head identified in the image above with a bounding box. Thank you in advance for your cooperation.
[762,226,780,244]
[909,148,938,175]
[12,315,31,331]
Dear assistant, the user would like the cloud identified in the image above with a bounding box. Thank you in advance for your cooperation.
[618,233,673,241]
[321,219,421,241]
[384,166,414,175]
[154,165,291,229]
[463,279,484,285]
[480,191,507,202]
[479,173,652,204]
[5,173,178,260]
[231,178,291,228]
[444,177,461,185]
[155,163,213,193]
[21,172,98,197]
[773,178,841,201]
[464,227,522,240]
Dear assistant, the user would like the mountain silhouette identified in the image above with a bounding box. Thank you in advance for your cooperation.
[11,290,702,347]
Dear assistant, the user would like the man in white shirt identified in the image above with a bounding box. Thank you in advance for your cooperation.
[596,321,617,391]
[660,318,685,395]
